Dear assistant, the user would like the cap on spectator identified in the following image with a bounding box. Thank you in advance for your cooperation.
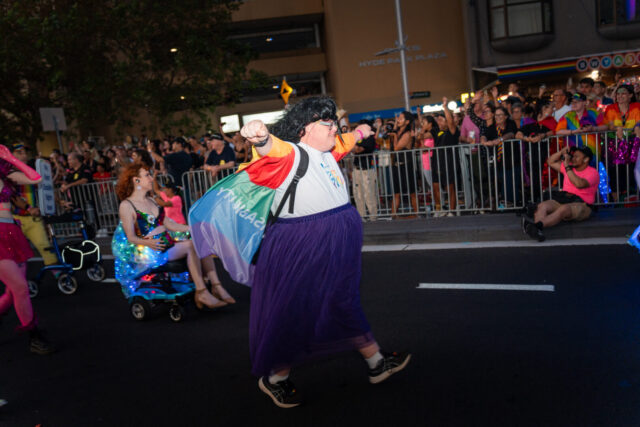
[11,143,28,152]
[571,92,587,102]
[210,132,223,141]
[617,84,634,94]
[575,146,593,161]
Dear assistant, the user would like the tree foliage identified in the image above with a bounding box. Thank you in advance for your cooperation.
[0,0,265,145]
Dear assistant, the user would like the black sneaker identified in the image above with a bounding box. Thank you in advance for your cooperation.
[368,351,412,384]
[258,376,302,408]
[29,330,56,355]
[525,222,545,242]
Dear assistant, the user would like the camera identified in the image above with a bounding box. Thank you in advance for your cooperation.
[385,123,394,133]
[561,146,576,161]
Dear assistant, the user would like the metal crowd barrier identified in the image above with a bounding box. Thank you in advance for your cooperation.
[54,130,639,233]
[342,130,639,219]
[181,168,236,210]
[52,173,174,237]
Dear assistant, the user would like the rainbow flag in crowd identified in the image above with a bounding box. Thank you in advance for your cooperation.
[557,109,604,154]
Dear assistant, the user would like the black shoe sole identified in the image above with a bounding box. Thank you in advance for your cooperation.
[369,354,412,384]
[30,344,56,355]
[258,378,301,409]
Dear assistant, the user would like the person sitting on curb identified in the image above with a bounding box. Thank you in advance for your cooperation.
[522,146,599,241]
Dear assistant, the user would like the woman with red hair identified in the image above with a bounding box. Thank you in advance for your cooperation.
[112,163,233,309]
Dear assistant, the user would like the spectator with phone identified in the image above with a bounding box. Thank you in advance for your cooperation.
[522,146,599,241]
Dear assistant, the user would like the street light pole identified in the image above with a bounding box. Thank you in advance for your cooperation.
[394,0,410,111]
[375,0,410,111]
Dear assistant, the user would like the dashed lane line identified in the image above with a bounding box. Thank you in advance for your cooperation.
[417,283,555,292]
[363,237,627,252]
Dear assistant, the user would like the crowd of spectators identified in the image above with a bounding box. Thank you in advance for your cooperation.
[16,74,640,228]
[46,125,253,190]
[345,75,640,220]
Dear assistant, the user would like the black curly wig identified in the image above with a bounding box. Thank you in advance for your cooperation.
[269,96,338,143]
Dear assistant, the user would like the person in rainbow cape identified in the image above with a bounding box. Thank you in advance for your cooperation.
[192,96,411,408]
[556,92,607,159]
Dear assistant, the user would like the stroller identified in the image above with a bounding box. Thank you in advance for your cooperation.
[124,259,195,323]
[28,211,105,298]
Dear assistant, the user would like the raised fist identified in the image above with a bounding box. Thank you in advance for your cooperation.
[241,120,269,145]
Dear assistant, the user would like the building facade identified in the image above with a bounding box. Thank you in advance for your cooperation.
[463,0,640,89]
[217,0,470,127]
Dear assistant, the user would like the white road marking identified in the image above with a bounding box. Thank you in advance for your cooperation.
[28,254,115,262]
[417,283,555,292]
[101,278,118,283]
[363,237,627,252]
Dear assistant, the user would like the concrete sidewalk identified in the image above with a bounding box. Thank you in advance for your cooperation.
[91,207,639,255]
[362,207,640,245]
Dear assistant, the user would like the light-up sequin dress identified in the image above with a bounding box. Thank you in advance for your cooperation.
[111,200,175,297]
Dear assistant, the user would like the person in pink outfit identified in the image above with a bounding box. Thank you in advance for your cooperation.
[153,180,187,225]
[0,144,54,354]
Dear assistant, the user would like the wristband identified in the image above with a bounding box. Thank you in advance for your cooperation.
[253,136,270,147]
[356,129,364,141]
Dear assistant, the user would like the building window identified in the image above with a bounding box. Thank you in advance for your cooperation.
[231,27,318,55]
[489,0,553,40]
[597,0,640,26]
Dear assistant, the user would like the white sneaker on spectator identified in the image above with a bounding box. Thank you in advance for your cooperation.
[445,212,455,217]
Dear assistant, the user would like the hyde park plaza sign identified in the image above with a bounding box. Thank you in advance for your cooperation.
[358,45,448,68]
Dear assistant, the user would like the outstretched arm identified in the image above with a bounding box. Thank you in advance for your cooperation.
[442,97,457,135]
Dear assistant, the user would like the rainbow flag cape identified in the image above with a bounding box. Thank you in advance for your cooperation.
[188,171,274,285]
[188,138,303,285]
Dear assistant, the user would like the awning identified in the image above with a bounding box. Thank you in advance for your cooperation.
[498,59,576,81]
[495,49,640,81]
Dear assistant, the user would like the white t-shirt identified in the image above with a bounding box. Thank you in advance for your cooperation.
[553,105,571,121]
[272,142,349,218]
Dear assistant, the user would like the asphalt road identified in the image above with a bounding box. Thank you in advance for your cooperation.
[1,244,639,427]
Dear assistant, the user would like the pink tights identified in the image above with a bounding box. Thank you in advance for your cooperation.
[0,260,35,329]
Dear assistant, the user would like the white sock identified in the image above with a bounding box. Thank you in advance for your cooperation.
[268,373,289,384]
[365,352,383,369]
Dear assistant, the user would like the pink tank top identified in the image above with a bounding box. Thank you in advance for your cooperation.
[421,138,434,171]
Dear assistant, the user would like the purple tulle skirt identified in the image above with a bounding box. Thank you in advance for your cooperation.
[0,221,33,263]
[249,203,375,377]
